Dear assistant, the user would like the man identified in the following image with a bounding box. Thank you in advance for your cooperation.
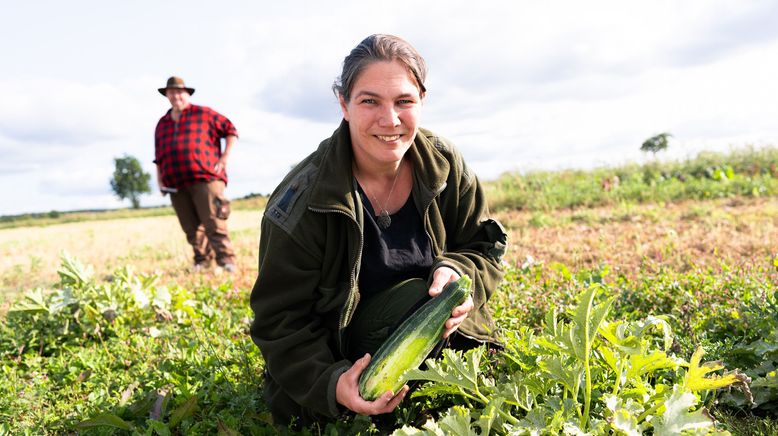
[154,76,239,272]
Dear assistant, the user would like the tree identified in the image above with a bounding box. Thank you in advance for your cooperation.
[111,155,151,209]
[641,132,672,156]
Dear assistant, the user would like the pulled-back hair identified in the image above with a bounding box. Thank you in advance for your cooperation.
[333,34,427,102]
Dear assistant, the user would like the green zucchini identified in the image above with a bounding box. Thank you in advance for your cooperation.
[358,275,472,401]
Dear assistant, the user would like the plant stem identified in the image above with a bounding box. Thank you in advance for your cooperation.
[582,353,591,428]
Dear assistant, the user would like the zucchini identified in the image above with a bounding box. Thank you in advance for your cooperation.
[358,275,472,401]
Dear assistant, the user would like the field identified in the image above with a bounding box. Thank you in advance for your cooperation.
[1,148,777,434]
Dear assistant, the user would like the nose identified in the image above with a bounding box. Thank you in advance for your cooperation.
[378,104,400,127]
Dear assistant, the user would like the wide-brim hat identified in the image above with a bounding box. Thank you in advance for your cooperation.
[158,76,195,96]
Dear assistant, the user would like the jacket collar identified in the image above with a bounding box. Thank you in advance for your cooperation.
[308,119,450,215]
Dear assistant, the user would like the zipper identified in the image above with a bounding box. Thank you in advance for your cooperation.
[422,182,448,258]
[308,204,363,355]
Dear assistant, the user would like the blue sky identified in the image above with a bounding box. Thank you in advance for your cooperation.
[2,0,777,215]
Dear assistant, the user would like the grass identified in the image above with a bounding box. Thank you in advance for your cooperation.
[1,147,776,434]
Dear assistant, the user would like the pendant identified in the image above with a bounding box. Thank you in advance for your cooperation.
[377,210,392,230]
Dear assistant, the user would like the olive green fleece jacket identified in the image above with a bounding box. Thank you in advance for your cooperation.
[249,120,507,422]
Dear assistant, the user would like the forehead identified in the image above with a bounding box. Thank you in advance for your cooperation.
[352,60,421,95]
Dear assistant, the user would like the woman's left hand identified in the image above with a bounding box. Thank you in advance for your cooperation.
[429,266,474,338]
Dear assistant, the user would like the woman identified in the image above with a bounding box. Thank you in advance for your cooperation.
[249,34,507,426]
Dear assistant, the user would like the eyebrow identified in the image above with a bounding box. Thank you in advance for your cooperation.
[354,90,417,99]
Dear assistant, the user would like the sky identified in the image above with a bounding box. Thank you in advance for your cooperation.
[2,0,777,216]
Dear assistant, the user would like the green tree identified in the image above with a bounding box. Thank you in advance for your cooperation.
[641,132,672,156]
[110,155,151,209]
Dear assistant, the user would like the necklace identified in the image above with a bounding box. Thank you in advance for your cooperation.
[364,161,403,230]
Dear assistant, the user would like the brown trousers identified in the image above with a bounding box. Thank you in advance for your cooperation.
[170,180,236,266]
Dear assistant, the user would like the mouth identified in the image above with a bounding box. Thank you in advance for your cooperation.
[376,134,402,142]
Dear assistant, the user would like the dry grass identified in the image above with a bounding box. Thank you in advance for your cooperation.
[0,210,263,305]
[496,196,778,276]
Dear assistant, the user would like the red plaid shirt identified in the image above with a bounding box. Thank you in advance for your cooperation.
[154,104,238,189]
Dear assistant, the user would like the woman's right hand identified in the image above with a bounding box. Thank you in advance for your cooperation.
[336,353,409,415]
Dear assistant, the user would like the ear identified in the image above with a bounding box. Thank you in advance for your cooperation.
[338,94,350,122]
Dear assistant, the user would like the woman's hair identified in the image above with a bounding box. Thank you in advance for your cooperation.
[333,34,427,102]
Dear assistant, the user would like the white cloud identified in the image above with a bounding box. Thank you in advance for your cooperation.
[2,0,778,215]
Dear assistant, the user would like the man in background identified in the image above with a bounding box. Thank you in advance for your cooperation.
[154,76,239,273]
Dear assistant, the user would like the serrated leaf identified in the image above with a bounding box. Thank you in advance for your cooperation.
[57,251,94,287]
[626,351,681,381]
[610,409,641,436]
[50,287,79,314]
[405,347,483,394]
[411,383,463,399]
[598,321,642,355]
[391,425,438,436]
[507,407,551,435]
[8,288,49,314]
[75,413,134,430]
[497,380,535,411]
[653,386,714,436]
[633,316,674,352]
[538,356,583,397]
[684,347,751,392]
[605,394,645,436]
[436,406,477,436]
[570,285,613,360]
[476,397,505,435]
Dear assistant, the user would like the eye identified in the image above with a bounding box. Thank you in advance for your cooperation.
[397,99,415,106]
[360,98,377,105]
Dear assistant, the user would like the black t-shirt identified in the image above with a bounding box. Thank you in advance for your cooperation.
[357,185,434,297]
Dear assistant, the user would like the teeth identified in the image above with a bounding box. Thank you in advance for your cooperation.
[377,135,400,141]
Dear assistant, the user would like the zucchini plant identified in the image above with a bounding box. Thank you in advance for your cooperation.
[395,285,751,435]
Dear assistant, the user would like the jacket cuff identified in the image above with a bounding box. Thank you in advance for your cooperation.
[431,259,468,280]
[326,361,351,417]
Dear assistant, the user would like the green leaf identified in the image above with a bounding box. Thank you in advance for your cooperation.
[147,419,171,436]
[57,251,94,287]
[611,409,641,436]
[576,286,612,357]
[50,287,79,314]
[217,420,241,435]
[75,413,134,430]
[752,371,778,389]
[683,347,751,392]
[405,347,484,396]
[169,395,198,428]
[632,316,674,352]
[476,397,504,435]
[435,406,477,436]
[605,394,645,436]
[496,379,535,411]
[626,351,682,381]
[507,408,552,435]
[391,425,440,436]
[538,356,583,397]
[652,386,714,436]
[8,288,49,314]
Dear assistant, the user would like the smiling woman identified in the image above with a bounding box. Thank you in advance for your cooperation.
[248,34,508,427]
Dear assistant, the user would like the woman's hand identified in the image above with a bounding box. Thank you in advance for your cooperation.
[428,267,474,338]
[336,354,409,415]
